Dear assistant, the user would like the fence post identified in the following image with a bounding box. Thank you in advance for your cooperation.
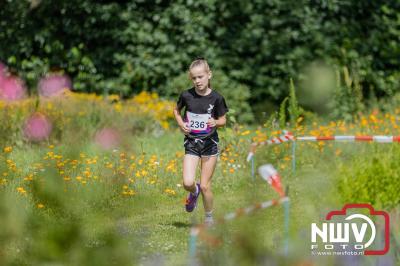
[188,226,199,265]
[283,199,290,255]
[251,155,255,181]
[292,141,296,173]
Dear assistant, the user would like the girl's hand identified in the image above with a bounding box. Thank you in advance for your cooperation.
[207,118,217,127]
[179,123,190,134]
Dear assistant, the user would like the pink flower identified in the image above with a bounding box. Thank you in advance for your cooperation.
[23,113,52,141]
[0,75,27,101]
[94,128,121,150]
[38,73,71,97]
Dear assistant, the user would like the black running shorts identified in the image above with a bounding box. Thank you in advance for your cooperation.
[184,134,219,157]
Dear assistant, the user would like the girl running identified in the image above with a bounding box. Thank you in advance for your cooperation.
[173,58,228,225]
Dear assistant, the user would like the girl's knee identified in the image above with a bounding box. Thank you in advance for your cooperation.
[200,184,210,193]
[183,181,195,190]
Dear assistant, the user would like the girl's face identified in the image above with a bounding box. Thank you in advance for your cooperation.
[189,65,211,92]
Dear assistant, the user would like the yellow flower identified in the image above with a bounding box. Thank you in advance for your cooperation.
[76,176,83,181]
[108,94,120,101]
[164,188,176,196]
[361,117,368,127]
[241,130,251,136]
[175,151,184,158]
[37,203,45,209]
[160,121,170,129]
[24,174,34,181]
[114,103,122,112]
[122,188,136,196]
[3,146,12,153]
[16,187,26,194]
[369,114,377,123]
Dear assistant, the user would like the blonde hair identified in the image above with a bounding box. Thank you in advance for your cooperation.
[188,57,212,88]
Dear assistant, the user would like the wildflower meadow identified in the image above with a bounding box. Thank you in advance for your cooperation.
[0,85,399,265]
[1,1,399,265]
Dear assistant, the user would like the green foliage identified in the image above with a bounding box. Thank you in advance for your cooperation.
[278,97,288,129]
[331,66,365,121]
[165,70,254,123]
[0,157,138,265]
[277,79,302,129]
[1,0,399,114]
[338,146,400,210]
[288,79,303,126]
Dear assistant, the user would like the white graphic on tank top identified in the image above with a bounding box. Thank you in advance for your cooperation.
[207,104,214,114]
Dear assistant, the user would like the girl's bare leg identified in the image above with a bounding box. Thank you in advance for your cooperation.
[200,156,218,212]
[183,154,200,193]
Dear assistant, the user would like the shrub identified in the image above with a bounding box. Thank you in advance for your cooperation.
[338,146,400,210]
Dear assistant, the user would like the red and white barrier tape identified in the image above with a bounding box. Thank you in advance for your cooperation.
[297,135,400,142]
[258,164,285,197]
[247,132,294,161]
[247,134,400,161]
[259,134,295,145]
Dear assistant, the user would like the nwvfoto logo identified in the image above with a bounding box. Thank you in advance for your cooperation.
[310,204,390,256]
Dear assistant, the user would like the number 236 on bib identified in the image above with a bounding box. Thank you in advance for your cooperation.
[187,112,210,132]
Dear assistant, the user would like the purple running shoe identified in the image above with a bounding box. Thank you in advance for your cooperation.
[185,183,201,212]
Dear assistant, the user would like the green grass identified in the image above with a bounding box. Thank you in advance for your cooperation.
[0,129,399,265]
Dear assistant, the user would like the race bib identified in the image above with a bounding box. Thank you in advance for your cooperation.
[187,112,210,132]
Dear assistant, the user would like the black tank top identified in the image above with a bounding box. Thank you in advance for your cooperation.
[177,88,228,139]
